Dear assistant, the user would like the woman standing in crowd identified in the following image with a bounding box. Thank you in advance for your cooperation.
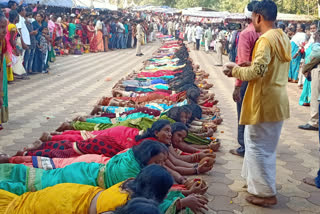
[32,13,45,73]
[68,17,76,39]
[288,24,307,83]
[0,13,8,130]
[5,10,19,83]
[87,21,98,53]
[96,17,104,52]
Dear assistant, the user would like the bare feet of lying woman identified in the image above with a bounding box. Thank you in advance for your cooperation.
[56,122,74,132]
[39,132,51,142]
[90,105,101,116]
[0,153,10,163]
[246,195,277,207]
[15,140,44,156]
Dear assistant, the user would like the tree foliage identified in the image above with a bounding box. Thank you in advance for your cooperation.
[134,0,319,16]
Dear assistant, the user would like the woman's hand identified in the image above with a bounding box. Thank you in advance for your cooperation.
[198,151,216,160]
[189,181,208,195]
[180,194,208,213]
[179,176,187,184]
[197,161,213,174]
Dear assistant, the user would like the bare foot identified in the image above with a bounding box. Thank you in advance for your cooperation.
[15,150,26,156]
[0,154,10,163]
[90,106,101,116]
[32,140,43,149]
[303,177,317,187]
[246,195,277,206]
[39,132,50,142]
[56,122,73,132]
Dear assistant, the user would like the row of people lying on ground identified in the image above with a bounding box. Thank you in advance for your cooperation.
[0,40,218,213]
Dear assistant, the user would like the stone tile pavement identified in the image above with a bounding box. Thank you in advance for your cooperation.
[0,42,319,213]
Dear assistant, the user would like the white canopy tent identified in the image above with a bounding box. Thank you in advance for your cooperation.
[73,0,118,10]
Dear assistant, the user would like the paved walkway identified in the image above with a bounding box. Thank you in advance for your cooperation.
[0,42,319,214]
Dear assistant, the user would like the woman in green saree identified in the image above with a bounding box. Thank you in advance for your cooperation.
[0,140,168,195]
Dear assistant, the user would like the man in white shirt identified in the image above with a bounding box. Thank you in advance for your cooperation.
[16,6,30,50]
[195,22,203,51]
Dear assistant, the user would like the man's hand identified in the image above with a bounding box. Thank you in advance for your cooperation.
[233,87,241,102]
[0,97,3,107]
[222,62,238,77]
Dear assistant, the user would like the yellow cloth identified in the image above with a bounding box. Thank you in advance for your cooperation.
[6,23,16,82]
[232,29,291,125]
[96,181,129,213]
[0,184,102,213]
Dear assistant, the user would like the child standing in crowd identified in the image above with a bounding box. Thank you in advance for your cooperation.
[38,27,49,73]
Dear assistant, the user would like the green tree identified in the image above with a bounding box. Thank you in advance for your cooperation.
[134,0,319,16]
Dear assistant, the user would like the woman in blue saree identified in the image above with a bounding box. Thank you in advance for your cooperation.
[32,13,47,73]
[299,43,313,106]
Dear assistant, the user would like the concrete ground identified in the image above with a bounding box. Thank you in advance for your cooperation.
[0,42,319,214]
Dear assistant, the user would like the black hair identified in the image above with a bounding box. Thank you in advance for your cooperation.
[166,106,192,123]
[9,10,19,23]
[17,5,25,14]
[127,165,173,203]
[132,140,169,167]
[187,87,201,104]
[114,198,161,214]
[135,120,171,142]
[184,104,202,121]
[171,122,188,135]
[311,22,317,27]
[279,24,286,31]
[299,23,306,32]
[253,0,278,21]
[247,1,260,12]
[8,0,16,9]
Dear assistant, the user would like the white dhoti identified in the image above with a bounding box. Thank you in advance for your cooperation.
[205,39,210,52]
[242,121,284,197]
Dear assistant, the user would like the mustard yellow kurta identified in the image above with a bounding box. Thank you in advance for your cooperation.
[232,29,291,125]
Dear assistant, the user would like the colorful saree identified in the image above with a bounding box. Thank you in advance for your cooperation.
[0,149,141,195]
[9,154,111,169]
[1,42,8,125]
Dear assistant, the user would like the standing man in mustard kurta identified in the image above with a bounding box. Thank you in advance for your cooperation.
[136,19,143,57]
[223,0,291,207]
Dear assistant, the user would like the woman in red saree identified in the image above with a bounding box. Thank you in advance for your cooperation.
[87,21,97,53]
